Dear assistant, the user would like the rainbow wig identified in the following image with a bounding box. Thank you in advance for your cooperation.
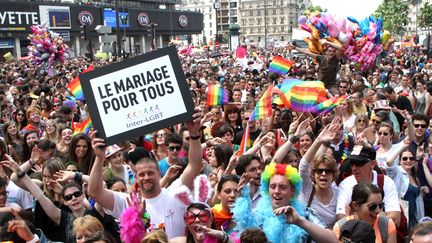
[261,162,302,199]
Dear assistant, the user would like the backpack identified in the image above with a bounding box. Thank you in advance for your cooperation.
[377,174,408,243]
[337,216,389,242]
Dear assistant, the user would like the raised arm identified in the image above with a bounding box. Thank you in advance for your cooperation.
[3,158,61,225]
[385,139,410,167]
[273,118,310,163]
[288,43,318,59]
[87,131,116,211]
[425,93,431,116]
[421,154,432,188]
[181,108,204,190]
[401,110,415,142]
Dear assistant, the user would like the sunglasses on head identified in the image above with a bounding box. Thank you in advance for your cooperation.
[367,202,384,212]
[414,124,427,129]
[168,146,182,152]
[313,168,335,175]
[184,210,212,225]
[63,190,83,201]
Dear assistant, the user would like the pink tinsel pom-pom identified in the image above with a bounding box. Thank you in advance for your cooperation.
[120,205,146,243]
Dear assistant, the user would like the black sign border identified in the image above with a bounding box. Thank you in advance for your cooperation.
[79,46,194,146]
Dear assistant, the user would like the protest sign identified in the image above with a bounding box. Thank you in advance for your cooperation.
[79,46,194,145]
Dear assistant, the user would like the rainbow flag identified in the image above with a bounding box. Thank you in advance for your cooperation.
[312,95,348,114]
[67,65,95,101]
[206,85,229,106]
[269,56,294,75]
[274,79,327,112]
[250,84,274,121]
[238,122,251,156]
[72,117,92,135]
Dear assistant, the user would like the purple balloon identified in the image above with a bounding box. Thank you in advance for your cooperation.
[298,15,307,25]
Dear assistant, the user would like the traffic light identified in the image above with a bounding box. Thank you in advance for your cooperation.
[80,24,89,40]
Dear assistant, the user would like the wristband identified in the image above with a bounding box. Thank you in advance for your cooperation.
[26,234,39,243]
[74,172,83,183]
[290,135,299,143]
[222,232,229,243]
[323,141,331,147]
[28,159,35,167]
[17,170,26,179]
[190,134,201,140]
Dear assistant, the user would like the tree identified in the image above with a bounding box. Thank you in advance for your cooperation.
[304,5,327,15]
[373,0,408,35]
[418,2,432,29]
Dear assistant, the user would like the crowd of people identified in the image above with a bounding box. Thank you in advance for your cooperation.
[0,42,432,243]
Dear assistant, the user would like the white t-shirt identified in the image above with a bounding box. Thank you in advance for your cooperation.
[299,158,338,228]
[376,141,404,168]
[336,171,400,215]
[7,181,32,210]
[343,114,357,130]
[107,178,187,239]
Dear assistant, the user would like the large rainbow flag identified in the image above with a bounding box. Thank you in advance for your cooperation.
[206,85,229,106]
[274,79,328,112]
[67,65,95,101]
[269,56,294,75]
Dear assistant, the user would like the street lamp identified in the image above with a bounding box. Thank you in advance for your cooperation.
[214,1,220,43]
[114,0,122,58]
[264,0,267,49]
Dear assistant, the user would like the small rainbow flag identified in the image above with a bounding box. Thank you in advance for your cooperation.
[72,117,92,135]
[269,56,294,75]
[206,85,229,106]
[67,65,94,101]
[250,84,274,121]
[238,122,251,156]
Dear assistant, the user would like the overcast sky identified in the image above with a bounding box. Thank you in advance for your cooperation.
[311,0,384,19]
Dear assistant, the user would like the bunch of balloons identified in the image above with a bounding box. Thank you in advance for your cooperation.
[297,12,395,71]
[27,24,69,66]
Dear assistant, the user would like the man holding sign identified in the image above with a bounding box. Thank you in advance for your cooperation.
[88,108,203,239]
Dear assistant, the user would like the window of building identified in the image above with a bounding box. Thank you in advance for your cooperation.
[231,9,237,15]
[280,17,285,24]
[281,36,285,41]
[230,2,237,8]
[209,22,212,27]
[258,36,261,42]
[273,8,276,15]
[257,10,260,16]
[281,26,284,32]
[273,18,276,24]
[231,17,237,23]
[280,8,284,14]
[250,10,253,16]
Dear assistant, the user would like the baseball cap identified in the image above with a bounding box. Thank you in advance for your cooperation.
[340,219,376,243]
[346,145,376,166]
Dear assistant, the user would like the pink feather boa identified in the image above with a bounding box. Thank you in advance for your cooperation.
[120,204,146,243]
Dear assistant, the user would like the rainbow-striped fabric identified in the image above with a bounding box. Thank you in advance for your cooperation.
[206,85,229,106]
[67,65,94,101]
[269,56,294,75]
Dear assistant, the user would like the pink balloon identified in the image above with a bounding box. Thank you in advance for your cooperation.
[328,23,339,38]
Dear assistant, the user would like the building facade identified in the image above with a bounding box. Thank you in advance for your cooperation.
[0,0,203,58]
[238,0,309,47]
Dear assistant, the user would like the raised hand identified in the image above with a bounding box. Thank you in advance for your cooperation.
[90,130,106,159]
[274,206,301,225]
[186,108,203,136]
[294,118,311,137]
[54,170,75,183]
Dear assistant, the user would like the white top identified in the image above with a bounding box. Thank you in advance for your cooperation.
[107,178,187,239]
[336,171,401,215]
[343,114,357,130]
[7,180,32,210]
[384,162,425,221]
[299,158,338,228]
[376,141,404,168]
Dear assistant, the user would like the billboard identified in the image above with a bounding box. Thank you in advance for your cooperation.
[39,5,71,29]
[103,8,129,28]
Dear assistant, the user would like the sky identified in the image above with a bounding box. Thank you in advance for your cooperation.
[311,0,384,19]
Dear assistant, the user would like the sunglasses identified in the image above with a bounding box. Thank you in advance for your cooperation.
[357,119,367,123]
[378,132,389,136]
[401,156,415,161]
[414,124,427,129]
[367,202,384,212]
[183,210,212,225]
[156,133,166,138]
[17,113,24,117]
[372,119,382,124]
[54,104,61,107]
[313,168,335,175]
[63,190,83,201]
[339,86,348,89]
[168,146,182,152]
